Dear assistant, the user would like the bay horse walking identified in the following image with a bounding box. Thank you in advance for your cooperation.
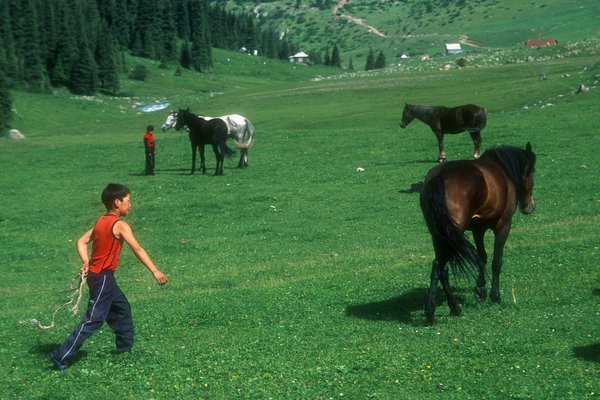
[419,142,536,325]
[162,111,255,169]
[399,103,487,162]
[174,108,234,176]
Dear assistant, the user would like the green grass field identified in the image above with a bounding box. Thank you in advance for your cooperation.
[1,48,599,399]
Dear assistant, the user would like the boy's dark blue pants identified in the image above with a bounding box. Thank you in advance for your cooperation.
[54,270,134,365]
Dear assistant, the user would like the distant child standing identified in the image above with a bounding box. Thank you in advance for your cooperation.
[143,124,156,175]
[50,183,168,371]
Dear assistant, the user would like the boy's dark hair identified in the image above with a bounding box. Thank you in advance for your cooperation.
[147,124,154,132]
[101,183,130,210]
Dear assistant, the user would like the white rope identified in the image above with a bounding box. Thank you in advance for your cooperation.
[22,271,88,330]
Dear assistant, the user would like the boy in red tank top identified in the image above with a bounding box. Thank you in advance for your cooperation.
[143,124,156,175]
[50,183,167,371]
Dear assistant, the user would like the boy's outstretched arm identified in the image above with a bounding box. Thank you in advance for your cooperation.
[77,229,93,273]
[115,221,168,285]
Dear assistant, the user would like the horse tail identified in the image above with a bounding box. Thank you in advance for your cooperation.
[420,175,482,278]
[219,141,235,158]
[234,119,255,150]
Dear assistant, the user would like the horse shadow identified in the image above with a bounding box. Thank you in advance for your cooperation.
[572,289,600,363]
[573,343,600,363]
[345,288,427,325]
[399,181,423,194]
[346,287,471,326]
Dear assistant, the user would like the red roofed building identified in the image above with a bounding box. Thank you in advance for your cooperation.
[525,38,558,48]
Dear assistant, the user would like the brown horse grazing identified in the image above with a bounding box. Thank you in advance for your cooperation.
[419,142,536,325]
[399,103,487,162]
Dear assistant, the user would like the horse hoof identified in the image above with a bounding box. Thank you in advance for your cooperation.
[450,307,462,317]
[474,287,487,302]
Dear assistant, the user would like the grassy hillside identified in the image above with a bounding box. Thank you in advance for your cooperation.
[226,0,600,67]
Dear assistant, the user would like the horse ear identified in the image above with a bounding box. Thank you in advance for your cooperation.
[525,142,532,152]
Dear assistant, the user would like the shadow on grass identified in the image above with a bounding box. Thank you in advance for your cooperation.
[573,343,600,363]
[345,288,427,325]
[30,343,57,355]
[399,181,423,194]
[31,343,88,370]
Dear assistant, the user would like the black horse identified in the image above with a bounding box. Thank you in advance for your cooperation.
[174,108,234,176]
[419,143,536,325]
[399,103,487,162]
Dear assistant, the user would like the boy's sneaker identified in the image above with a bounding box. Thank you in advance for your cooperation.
[49,351,68,371]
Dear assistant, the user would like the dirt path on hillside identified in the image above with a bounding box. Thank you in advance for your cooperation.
[332,0,388,38]
[458,35,484,48]
[331,1,487,47]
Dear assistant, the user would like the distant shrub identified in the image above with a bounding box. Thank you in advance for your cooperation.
[129,64,149,81]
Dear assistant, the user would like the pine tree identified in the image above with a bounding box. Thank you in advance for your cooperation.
[160,0,178,60]
[323,47,331,66]
[50,2,79,87]
[0,47,13,136]
[278,39,290,60]
[190,1,212,72]
[179,41,192,69]
[365,47,375,71]
[132,0,163,59]
[374,50,386,69]
[97,0,132,49]
[96,26,120,94]
[37,0,58,73]
[331,44,341,68]
[0,0,18,81]
[69,47,98,95]
[238,14,257,52]
[261,27,278,59]
[175,0,191,40]
[19,0,47,91]
[308,49,321,65]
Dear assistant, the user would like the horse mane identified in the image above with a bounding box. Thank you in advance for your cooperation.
[480,146,528,198]
[410,105,439,121]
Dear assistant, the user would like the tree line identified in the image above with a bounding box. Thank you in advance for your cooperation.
[0,0,300,134]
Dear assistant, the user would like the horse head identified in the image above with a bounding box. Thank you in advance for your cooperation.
[399,103,414,128]
[520,142,536,214]
[161,111,178,132]
[174,108,191,131]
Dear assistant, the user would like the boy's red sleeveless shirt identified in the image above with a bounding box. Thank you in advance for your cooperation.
[89,214,123,273]
[144,132,155,147]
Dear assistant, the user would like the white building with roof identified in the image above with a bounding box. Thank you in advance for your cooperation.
[445,43,463,55]
[289,51,309,64]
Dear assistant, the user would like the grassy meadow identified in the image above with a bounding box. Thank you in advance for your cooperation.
[1,48,599,399]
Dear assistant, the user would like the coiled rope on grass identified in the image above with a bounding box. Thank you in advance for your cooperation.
[22,271,87,330]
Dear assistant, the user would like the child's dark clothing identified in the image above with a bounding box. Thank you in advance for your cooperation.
[51,214,133,369]
[143,130,155,175]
